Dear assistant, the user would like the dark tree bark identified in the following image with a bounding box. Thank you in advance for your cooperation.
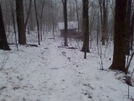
[81,0,90,58]
[16,0,26,45]
[130,12,134,50]
[0,4,10,50]
[40,0,46,41]
[97,11,100,49]
[51,0,55,40]
[109,0,127,73]
[125,0,132,55]
[62,0,68,46]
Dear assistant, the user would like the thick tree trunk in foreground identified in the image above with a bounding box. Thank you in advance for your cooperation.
[0,4,10,50]
[130,12,134,50]
[109,0,127,73]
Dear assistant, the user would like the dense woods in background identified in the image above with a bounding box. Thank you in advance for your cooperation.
[0,0,134,73]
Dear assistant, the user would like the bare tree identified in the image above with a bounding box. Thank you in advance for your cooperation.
[39,0,46,41]
[68,1,75,21]
[61,0,68,46]
[9,0,18,50]
[24,0,32,29]
[75,0,80,32]
[16,0,26,45]
[98,0,108,45]
[81,0,89,59]
[34,0,40,45]
[0,4,10,50]
[109,0,127,73]
[130,12,134,50]
[125,0,132,55]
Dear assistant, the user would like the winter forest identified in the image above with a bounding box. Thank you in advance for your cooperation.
[0,0,134,101]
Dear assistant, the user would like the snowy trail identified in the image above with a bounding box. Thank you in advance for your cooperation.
[39,40,84,101]
[0,39,85,101]
[0,38,134,101]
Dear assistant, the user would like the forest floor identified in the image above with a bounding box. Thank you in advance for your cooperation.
[0,34,134,101]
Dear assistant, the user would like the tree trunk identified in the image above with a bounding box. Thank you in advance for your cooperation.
[62,0,68,46]
[16,0,26,45]
[9,0,18,50]
[51,0,55,40]
[24,0,32,29]
[34,0,40,45]
[125,0,132,55]
[40,0,46,41]
[97,11,100,50]
[98,0,107,45]
[130,12,134,50]
[109,0,127,73]
[75,0,80,32]
[81,0,89,55]
[0,4,10,50]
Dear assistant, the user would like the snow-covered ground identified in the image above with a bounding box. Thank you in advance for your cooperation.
[0,33,134,101]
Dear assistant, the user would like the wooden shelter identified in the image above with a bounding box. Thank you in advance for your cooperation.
[58,21,82,38]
